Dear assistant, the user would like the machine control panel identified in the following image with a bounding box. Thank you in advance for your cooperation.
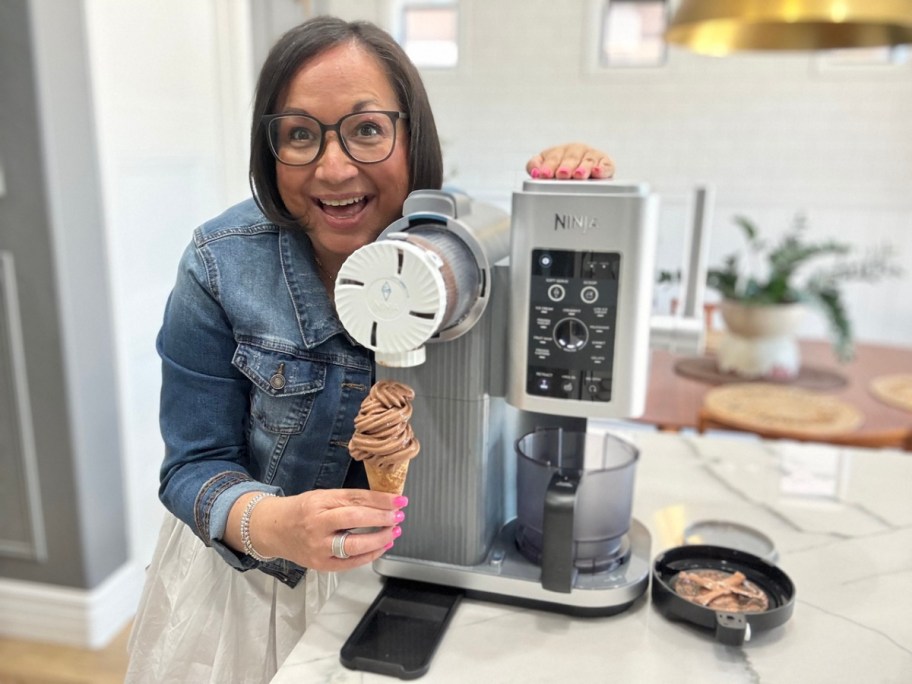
[525,248,620,402]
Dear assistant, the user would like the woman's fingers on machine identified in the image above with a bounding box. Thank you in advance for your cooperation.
[592,155,615,179]
[529,145,615,180]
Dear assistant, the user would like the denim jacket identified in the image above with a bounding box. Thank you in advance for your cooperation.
[157,198,373,587]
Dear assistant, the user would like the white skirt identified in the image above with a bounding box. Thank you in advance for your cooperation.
[125,512,337,684]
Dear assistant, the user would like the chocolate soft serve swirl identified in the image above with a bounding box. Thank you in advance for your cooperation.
[349,380,420,470]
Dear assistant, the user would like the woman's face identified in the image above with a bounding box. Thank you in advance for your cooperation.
[276,42,410,262]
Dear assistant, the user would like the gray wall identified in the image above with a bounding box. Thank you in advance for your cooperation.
[0,0,127,589]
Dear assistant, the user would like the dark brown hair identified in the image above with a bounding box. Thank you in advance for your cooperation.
[249,16,443,227]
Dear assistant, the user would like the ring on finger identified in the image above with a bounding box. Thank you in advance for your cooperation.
[331,531,351,559]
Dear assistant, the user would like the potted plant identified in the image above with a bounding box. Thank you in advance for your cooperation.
[706,214,901,379]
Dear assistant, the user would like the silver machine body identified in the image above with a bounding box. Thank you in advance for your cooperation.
[334,180,658,614]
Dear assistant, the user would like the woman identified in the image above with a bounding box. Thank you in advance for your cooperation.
[126,15,614,683]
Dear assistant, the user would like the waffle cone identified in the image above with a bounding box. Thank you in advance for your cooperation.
[364,460,410,495]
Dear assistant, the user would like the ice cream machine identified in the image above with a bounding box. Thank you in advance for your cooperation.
[335,180,658,615]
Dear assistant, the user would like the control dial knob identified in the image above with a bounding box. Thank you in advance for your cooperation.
[553,317,589,352]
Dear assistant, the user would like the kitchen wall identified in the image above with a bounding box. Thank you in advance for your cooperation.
[84,0,254,579]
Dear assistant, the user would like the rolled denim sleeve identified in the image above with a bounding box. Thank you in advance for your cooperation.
[157,240,280,569]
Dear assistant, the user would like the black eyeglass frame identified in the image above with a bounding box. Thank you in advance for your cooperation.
[262,110,409,166]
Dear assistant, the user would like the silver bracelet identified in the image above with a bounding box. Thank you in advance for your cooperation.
[240,492,278,562]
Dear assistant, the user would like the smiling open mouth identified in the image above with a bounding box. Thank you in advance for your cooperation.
[318,195,368,219]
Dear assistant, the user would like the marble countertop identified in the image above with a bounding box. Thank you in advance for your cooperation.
[272,430,912,683]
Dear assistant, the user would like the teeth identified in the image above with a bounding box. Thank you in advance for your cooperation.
[321,196,364,207]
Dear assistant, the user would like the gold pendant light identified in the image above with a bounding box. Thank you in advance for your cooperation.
[665,0,912,56]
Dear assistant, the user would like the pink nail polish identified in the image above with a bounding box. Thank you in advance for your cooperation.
[541,168,554,179]
[392,525,403,538]
[393,496,409,508]
[573,168,586,179]
[557,166,571,178]
[394,510,405,523]
[385,541,394,550]
[531,168,541,179]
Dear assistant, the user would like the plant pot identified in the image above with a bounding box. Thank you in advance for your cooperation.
[716,300,806,380]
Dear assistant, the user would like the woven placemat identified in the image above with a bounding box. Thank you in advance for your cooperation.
[869,374,912,413]
[675,356,847,390]
[703,383,864,437]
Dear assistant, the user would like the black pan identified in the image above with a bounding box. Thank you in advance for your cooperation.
[652,544,796,645]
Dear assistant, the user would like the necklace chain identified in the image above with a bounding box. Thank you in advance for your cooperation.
[314,255,337,282]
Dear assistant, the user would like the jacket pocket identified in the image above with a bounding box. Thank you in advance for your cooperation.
[232,344,325,434]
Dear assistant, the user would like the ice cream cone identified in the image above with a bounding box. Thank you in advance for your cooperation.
[364,460,410,495]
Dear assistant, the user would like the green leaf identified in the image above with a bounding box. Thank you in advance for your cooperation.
[733,215,758,242]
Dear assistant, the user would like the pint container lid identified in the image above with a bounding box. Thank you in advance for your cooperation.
[651,544,795,646]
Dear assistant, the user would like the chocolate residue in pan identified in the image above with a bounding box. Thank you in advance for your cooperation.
[673,568,769,613]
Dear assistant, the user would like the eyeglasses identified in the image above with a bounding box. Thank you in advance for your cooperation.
[263,110,408,166]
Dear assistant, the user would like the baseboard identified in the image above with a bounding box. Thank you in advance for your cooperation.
[0,560,145,649]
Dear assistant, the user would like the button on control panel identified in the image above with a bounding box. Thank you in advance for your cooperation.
[526,249,620,402]
[547,283,566,302]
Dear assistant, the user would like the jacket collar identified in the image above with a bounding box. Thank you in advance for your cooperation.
[278,227,353,349]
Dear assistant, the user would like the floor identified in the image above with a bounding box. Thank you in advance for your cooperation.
[0,623,130,684]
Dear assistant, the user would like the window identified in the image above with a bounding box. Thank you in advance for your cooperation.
[600,0,667,68]
[396,1,459,69]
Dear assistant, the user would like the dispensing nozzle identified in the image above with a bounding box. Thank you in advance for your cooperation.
[375,347,428,368]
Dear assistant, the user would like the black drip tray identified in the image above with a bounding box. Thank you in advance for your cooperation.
[340,577,463,680]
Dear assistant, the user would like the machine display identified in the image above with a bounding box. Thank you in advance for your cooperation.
[335,180,658,618]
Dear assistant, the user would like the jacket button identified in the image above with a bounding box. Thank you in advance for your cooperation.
[269,362,286,390]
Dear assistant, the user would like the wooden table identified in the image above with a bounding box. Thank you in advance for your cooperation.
[638,340,912,450]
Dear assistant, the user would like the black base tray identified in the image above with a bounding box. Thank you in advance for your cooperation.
[340,577,463,680]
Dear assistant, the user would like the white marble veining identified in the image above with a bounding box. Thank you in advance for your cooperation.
[272,431,912,683]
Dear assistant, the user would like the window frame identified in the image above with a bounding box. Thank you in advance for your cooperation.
[598,0,669,69]
[393,0,461,71]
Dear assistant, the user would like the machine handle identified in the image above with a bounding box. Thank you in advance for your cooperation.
[714,611,749,645]
[540,471,579,593]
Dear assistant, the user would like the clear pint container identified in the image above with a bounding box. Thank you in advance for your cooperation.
[515,428,638,571]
